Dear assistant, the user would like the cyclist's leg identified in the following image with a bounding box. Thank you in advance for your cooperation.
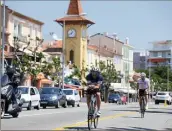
[144,89,148,109]
[96,88,101,116]
[86,88,91,109]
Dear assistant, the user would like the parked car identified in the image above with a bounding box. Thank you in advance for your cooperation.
[63,89,80,107]
[18,86,40,110]
[155,91,172,105]
[39,87,67,109]
[108,93,122,104]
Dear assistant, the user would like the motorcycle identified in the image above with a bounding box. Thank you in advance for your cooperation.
[1,59,25,119]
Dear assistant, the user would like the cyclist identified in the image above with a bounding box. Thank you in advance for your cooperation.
[137,72,150,111]
[86,68,103,116]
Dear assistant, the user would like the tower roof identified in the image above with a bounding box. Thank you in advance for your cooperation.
[67,0,83,15]
[55,0,95,26]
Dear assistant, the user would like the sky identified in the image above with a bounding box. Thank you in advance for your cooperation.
[5,0,172,51]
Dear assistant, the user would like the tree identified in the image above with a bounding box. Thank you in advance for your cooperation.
[12,35,48,86]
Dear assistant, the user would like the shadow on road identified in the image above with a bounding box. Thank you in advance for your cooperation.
[112,109,172,114]
[122,116,140,119]
[64,126,172,131]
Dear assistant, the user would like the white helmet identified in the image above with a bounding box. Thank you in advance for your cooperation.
[140,72,146,77]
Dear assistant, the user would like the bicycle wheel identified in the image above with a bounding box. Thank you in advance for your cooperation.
[88,102,94,130]
[94,116,99,128]
[141,97,145,118]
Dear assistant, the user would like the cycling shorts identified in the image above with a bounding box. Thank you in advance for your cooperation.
[139,89,148,97]
[86,86,100,95]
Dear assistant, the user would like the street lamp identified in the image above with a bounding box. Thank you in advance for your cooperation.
[1,0,6,75]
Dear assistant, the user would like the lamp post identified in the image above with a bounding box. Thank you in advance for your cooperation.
[1,0,5,75]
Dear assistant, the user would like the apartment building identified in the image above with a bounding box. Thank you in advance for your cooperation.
[121,38,134,87]
[148,40,172,69]
[88,32,123,72]
[133,52,147,70]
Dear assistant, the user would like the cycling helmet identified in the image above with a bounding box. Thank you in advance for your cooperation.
[140,72,146,77]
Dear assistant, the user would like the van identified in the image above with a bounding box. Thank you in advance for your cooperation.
[62,89,80,107]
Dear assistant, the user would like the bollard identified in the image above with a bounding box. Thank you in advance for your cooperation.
[164,100,167,107]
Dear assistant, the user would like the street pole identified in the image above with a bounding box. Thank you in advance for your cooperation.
[62,20,65,89]
[167,63,169,91]
[1,0,5,75]
[127,49,129,104]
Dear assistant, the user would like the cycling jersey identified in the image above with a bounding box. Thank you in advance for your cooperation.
[137,78,150,90]
[86,73,103,85]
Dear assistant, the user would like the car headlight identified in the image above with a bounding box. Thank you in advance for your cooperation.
[114,98,117,101]
[51,96,57,100]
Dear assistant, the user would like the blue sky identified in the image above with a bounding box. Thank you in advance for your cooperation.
[6,1,172,51]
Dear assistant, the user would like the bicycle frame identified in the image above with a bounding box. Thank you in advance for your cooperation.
[140,95,146,118]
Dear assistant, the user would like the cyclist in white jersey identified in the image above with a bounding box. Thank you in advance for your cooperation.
[137,72,150,110]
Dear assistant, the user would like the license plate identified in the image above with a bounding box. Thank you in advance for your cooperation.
[41,101,47,104]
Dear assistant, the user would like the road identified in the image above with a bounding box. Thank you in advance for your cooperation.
[1,102,172,130]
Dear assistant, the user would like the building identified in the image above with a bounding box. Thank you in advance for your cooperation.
[55,0,95,70]
[148,40,172,69]
[88,33,123,72]
[2,6,51,86]
[133,52,147,70]
[121,38,134,87]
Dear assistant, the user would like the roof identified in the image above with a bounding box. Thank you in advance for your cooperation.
[87,45,98,51]
[7,7,44,25]
[90,33,124,44]
[151,40,172,45]
[67,0,83,15]
[55,0,94,25]
[55,15,95,25]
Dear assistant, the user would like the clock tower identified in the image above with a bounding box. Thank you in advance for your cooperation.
[55,0,95,70]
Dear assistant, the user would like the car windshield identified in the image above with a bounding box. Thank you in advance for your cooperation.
[1,74,9,87]
[109,94,120,98]
[18,87,29,94]
[157,93,167,95]
[63,90,73,95]
[40,88,58,94]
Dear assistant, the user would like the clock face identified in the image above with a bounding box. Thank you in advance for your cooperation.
[68,29,76,38]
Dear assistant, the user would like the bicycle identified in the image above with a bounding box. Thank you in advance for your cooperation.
[87,86,99,130]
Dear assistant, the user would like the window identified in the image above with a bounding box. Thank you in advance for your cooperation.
[34,88,39,94]
[30,88,35,95]
[13,22,18,36]
[18,24,22,35]
[35,28,37,37]
[70,50,74,63]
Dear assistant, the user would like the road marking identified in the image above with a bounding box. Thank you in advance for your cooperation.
[53,112,136,130]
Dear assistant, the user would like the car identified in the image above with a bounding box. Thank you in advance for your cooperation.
[39,87,67,109]
[18,86,40,110]
[63,89,80,107]
[155,91,172,105]
[108,93,122,104]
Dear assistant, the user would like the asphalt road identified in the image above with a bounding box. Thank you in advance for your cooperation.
[1,102,172,130]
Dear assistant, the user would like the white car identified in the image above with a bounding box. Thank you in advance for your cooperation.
[63,89,80,107]
[155,91,172,105]
[18,86,40,110]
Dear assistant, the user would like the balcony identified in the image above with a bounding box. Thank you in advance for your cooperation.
[149,47,172,51]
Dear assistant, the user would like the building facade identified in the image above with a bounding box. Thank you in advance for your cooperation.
[133,52,147,70]
[88,33,123,72]
[121,38,134,87]
[148,40,172,69]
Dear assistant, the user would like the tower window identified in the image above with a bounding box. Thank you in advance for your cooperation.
[70,50,74,63]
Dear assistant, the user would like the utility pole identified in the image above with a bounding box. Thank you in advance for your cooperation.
[62,20,65,89]
[1,0,5,75]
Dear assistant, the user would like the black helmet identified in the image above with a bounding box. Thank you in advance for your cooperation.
[6,66,15,75]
